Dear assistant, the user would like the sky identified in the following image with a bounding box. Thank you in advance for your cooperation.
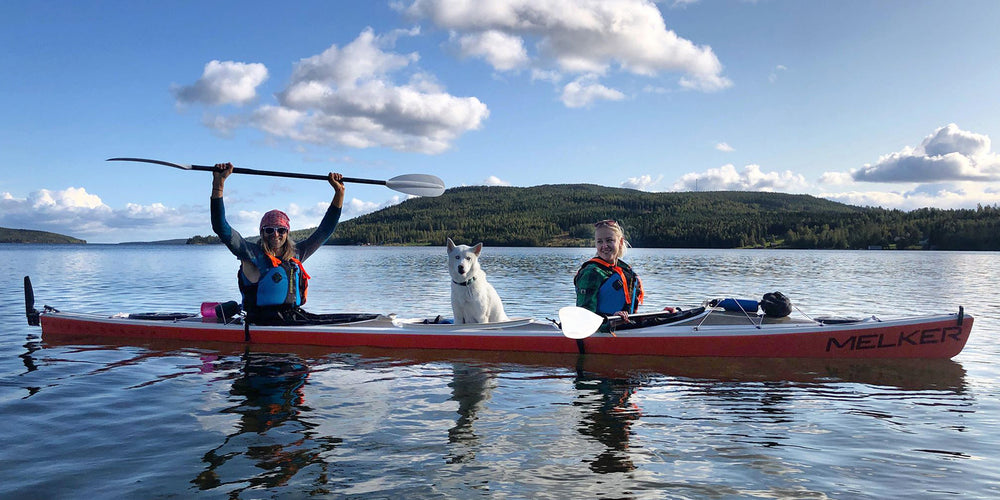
[2,0,999,243]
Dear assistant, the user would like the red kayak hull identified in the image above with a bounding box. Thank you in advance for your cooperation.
[38,310,973,359]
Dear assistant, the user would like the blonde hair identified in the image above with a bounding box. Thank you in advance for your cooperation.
[593,220,628,262]
[262,233,297,261]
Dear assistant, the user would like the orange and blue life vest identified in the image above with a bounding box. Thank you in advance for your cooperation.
[239,254,310,312]
[577,258,644,315]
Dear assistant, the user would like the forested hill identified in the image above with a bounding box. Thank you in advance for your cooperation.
[322,185,1000,250]
[0,227,86,244]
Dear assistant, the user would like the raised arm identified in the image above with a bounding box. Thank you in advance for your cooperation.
[297,172,346,260]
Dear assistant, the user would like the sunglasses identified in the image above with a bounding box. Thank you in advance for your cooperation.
[594,219,618,228]
[262,226,288,236]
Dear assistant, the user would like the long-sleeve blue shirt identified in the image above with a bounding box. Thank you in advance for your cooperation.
[211,196,342,283]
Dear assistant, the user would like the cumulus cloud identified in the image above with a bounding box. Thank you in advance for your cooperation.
[672,164,809,192]
[343,196,407,220]
[561,76,626,107]
[268,29,490,154]
[483,176,511,186]
[1,185,407,242]
[399,0,731,101]
[179,28,490,154]
[0,187,205,241]
[173,60,268,106]
[818,171,854,186]
[851,124,1000,183]
[621,174,663,191]
[820,182,1000,211]
[454,30,530,71]
[715,142,734,152]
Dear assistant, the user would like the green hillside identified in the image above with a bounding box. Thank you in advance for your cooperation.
[0,227,86,244]
[316,185,1000,250]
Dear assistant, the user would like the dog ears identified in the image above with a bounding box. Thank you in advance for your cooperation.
[447,238,483,256]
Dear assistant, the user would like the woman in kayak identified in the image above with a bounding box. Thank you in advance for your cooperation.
[211,162,345,325]
[574,220,675,323]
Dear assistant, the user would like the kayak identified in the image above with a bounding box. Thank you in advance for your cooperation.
[26,279,973,359]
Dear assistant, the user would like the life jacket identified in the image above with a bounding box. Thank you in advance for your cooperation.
[239,254,310,312]
[578,258,644,315]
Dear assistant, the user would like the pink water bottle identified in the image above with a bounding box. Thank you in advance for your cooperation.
[200,302,220,318]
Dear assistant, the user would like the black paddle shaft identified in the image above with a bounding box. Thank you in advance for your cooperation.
[186,164,386,186]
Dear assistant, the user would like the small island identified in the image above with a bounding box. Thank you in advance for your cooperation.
[0,227,86,244]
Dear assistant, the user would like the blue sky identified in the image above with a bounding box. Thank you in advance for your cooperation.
[2,0,999,243]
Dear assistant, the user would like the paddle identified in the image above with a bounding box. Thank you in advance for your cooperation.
[558,306,606,339]
[106,157,446,197]
[24,276,40,326]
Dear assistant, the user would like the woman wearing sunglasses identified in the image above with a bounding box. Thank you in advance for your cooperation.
[574,220,675,324]
[211,161,345,325]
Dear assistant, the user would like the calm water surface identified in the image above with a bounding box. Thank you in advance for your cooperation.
[2,245,999,499]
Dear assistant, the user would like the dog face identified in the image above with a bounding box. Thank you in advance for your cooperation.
[447,238,483,282]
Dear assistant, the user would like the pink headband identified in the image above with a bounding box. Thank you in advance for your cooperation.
[260,210,290,231]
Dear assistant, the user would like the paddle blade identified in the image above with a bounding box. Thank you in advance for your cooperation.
[559,306,605,339]
[385,174,446,197]
[24,276,40,326]
[107,157,193,170]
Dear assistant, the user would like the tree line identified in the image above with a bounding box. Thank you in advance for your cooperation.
[183,185,1000,251]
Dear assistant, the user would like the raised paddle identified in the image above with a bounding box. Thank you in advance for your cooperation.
[106,157,446,197]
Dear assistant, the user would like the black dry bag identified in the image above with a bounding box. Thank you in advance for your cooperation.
[760,291,792,318]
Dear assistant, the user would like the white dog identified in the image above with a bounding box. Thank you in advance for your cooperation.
[447,238,509,324]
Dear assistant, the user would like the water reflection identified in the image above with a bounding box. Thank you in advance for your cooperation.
[572,363,643,473]
[19,337,41,374]
[192,351,341,493]
[445,363,497,464]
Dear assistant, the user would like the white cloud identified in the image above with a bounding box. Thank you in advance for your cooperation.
[454,30,530,71]
[561,76,626,108]
[400,0,731,101]
[672,164,809,192]
[483,176,511,186]
[923,123,990,157]
[173,60,268,106]
[344,195,406,220]
[530,69,562,83]
[186,29,490,154]
[852,124,1000,183]
[820,182,1000,211]
[621,174,662,191]
[715,142,734,152]
[30,187,106,210]
[818,171,854,185]
[0,183,415,242]
[0,187,205,241]
[768,64,786,83]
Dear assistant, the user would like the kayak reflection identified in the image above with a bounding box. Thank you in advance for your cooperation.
[192,351,341,492]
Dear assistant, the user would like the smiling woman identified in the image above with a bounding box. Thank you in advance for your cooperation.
[574,220,647,325]
[210,161,347,325]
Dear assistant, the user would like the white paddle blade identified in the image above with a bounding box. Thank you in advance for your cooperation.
[559,306,605,340]
[386,174,446,197]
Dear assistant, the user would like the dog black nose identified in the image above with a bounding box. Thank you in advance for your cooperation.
[458,266,465,274]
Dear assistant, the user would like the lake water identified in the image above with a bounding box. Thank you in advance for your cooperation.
[2,244,998,499]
